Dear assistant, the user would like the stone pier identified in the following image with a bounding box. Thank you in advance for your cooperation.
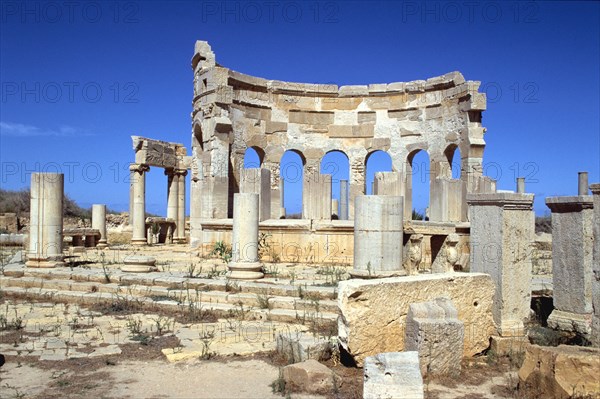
[352,195,403,278]
[228,193,263,280]
[546,190,594,336]
[590,183,600,347]
[26,173,64,268]
[91,204,108,248]
[240,168,271,222]
[467,192,535,337]
[130,163,149,245]
[302,172,332,220]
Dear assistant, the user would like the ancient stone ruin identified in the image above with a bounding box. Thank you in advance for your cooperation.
[1,39,599,399]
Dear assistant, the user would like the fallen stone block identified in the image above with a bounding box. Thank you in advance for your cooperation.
[282,359,335,394]
[276,332,333,363]
[518,344,600,398]
[338,273,496,366]
[404,297,464,376]
[364,352,424,399]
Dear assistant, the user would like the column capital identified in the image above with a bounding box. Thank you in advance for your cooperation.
[130,163,150,173]
[175,168,188,177]
[590,183,600,195]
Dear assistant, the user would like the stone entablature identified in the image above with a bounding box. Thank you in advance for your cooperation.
[190,40,489,236]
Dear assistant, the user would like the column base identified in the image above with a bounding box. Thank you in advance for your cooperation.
[131,238,147,246]
[96,240,108,249]
[173,237,187,244]
[497,320,527,337]
[490,335,529,356]
[547,309,592,336]
[227,261,264,280]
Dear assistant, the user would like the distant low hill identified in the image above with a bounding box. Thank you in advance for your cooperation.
[0,188,109,219]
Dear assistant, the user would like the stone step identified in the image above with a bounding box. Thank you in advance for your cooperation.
[11,265,337,299]
[0,275,338,313]
[0,286,338,326]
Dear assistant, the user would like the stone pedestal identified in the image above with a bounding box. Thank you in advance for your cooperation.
[240,168,271,221]
[546,195,594,336]
[91,204,108,248]
[339,179,349,220]
[130,163,149,245]
[467,193,534,337]
[591,184,600,347]
[26,173,64,268]
[122,255,156,273]
[352,195,403,278]
[228,193,263,280]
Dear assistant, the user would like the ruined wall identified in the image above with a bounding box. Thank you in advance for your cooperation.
[190,40,488,245]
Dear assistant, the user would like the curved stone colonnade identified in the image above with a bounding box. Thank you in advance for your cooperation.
[189,40,495,247]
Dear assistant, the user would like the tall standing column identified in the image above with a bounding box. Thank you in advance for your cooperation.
[279,178,285,218]
[130,163,149,245]
[467,192,535,337]
[26,173,64,268]
[92,204,108,248]
[590,183,600,347]
[165,168,178,225]
[340,179,349,220]
[546,189,594,336]
[352,195,404,278]
[176,169,187,243]
[228,193,263,280]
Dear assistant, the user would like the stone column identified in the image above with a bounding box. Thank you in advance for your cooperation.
[352,195,403,278]
[26,173,64,268]
[228,193,263,280]
[579,172,589,195]
[340,179,349,220]
[165,168,178,226]
[130,163,149,245]
[516,178,525,194]
[279,178,285,218]
[129,169,134,226]
[590,183,600,347]
[176,169,187,243]
[189,157,202,248]
[546,194,594,336]
[91,204,108,248]
[467,192,534,337]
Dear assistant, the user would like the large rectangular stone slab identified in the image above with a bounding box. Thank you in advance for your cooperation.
[364,352,424,399]
[338,272,496,366]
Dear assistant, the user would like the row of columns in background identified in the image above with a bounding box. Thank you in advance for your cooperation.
[25,173,108,267]
[129,163,187,245]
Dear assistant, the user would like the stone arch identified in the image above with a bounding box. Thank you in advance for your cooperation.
[365,150,393,195]
[243,146,265,168]
[406,149,431,220]
[321,150,350,218]
[192,121,203,151]
[443,144,462,179]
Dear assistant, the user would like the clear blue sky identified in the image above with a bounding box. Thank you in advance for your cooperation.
[1,1,599,216]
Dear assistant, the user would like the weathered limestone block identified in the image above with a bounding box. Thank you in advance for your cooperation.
[518,344,600,399]
[546,195,594,336]
[430,177,464,222]
[338,273,496,366]
[282,359,335,394]
[26,173,64,268]
[276,332,333,364]
[591,183,600,347]
[302,172,332,220]
[352,195,403,278]
[363,352,424,399]
[405,298,464,376]
[467,193,534,337]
